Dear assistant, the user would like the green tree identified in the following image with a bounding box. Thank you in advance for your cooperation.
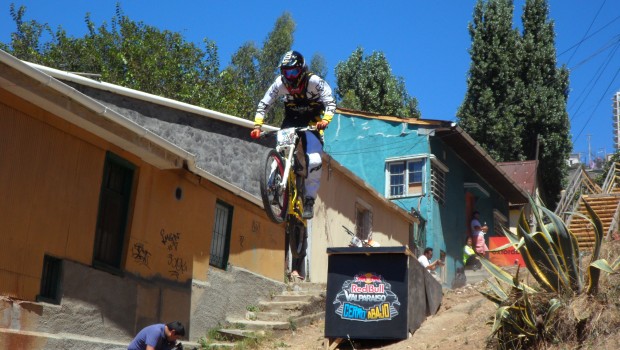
[2,3,50,62]
[459,0,572,207]
[217,42,261,117]
[457,0,524,162]
[519,0,571,206]
[335,47,421,118]
[309,53,328,80]
[221,12,295,123]
[4,4,221,109]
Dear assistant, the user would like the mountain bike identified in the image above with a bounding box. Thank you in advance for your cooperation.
[259,127,311,259]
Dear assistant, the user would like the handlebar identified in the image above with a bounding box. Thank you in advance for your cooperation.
[258,126,316,139]
[342,225,356,237]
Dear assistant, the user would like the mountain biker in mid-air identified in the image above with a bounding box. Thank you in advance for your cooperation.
[250,50,336,220]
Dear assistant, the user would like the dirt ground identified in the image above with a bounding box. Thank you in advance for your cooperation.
[256,242,620,350]
[257,281,496,350]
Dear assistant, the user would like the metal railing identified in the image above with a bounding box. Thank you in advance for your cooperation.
[607,202,620,240]
[601,162,619,194]
[602,162,620,238]
[554,166,601,221]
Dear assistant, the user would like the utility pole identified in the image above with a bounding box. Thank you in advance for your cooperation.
[587,134,591,167]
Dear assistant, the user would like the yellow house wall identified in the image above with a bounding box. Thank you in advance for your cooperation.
[0,97,104,300]
[0,89,284,302]
[125,166,285,282]
[203,180,285,281]
[309,162,414,283]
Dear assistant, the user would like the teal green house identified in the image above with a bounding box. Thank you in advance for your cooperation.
[323,108,528,288]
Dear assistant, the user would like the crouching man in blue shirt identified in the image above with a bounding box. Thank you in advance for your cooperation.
[128,321,185,350]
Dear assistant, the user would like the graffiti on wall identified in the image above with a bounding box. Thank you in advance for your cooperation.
[160,229,181,251]
[131,243,151,268]
[160,229,187,280]
[167,253,188,280]
[252,220,260,233]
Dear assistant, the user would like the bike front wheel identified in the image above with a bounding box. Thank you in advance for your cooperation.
[259,149,289,223]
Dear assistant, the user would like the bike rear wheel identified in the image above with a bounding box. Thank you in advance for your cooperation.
[259,149,289,223]
[287,216,307,259]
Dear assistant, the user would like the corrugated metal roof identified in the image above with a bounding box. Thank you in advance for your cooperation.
[498,160,538,196]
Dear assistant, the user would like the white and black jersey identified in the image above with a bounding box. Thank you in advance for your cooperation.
[255,73,336,128]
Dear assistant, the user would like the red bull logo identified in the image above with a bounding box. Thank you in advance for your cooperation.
[354,273,382,284]
[333,272,400,322]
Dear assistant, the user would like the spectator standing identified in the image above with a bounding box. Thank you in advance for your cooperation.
[475,224,490,258]
[470,211,482,235]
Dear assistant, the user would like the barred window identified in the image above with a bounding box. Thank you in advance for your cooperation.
[210,200,233,269]
[430,161,446,205]
[94,152,135,273]
[37,255,62,304]
[355,201,373,240]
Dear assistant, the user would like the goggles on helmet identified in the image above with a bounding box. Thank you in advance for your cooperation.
[282,67,301,80]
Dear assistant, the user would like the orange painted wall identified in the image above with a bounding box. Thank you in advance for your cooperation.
[201,180,285,281]
[0,99,104,300]
[0,89,285,301]
[125,167,285,282]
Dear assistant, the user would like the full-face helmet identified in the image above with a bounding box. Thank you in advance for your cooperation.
[280,50,307,94]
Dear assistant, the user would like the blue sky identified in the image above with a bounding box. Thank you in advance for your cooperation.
[1,1,618,162]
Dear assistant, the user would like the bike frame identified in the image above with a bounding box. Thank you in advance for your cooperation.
[271,127,309,223]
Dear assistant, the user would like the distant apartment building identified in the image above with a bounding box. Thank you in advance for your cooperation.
[568,153,581,167]
[614,91,620,150]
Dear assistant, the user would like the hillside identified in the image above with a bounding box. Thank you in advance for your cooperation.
[256,241,620,350]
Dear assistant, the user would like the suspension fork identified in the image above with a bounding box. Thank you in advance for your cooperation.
[276,142,296,190]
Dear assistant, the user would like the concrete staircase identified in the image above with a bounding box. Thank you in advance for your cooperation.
[210,282,326,347]
[464,268,490,285]
[569,194,620,250]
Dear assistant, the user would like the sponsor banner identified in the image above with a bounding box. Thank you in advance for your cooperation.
[332,273,401,322]
[489,236,526,267]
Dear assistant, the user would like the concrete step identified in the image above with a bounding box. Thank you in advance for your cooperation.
[464,268,490,285]
[216,328,265,341]
[203,341,235,349]
[258,300,312,313]
[287,282,326,293]
[225,318,290,331]
[250,311,290,321]
[290,311,325,329]
[281,289,325,297]
[252,311,297,321]
[212,282,327,346]
[271,293,318,302]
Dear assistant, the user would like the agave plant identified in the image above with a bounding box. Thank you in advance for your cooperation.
[492,197,619,295]
[478,258,562,349]
[478,197,620,349]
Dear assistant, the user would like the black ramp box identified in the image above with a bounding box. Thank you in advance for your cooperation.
[324,246,441,340]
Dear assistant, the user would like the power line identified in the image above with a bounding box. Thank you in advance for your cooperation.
[568,37,620,119]
[572,63,620,144]
[558,13,620,57]
[564,0,607,65]
[569,35,620,71]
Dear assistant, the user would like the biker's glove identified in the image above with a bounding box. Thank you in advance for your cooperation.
[316,120,329,130]
[250,127,262,139]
